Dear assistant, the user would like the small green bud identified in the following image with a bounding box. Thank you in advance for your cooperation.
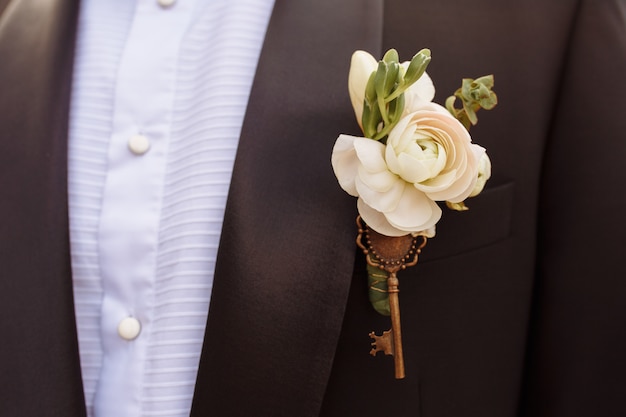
[374,61,388,100]
[446,200,469,211]
[384,62,400,96]
[364,72,377,104]
[404,48,431,85]
[389,93,405,124]
[382,48,399,64]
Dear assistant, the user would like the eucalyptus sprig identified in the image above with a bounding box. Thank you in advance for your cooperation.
[361,48,432,142]
[445,75,498,131]
[443,75,497,212]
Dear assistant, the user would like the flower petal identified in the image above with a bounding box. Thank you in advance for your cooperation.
[402,70,436,114]
[386,115,414,149]
[385,183,442,232]
[413,226,436,238]
[355,172,404,212]
[331,135,360,196]
[395,150,434,183]
[357,164,400,193]
[353,137,388,173]
[357,198,410,237]
[348,51,378,129]
[469,151,491,197]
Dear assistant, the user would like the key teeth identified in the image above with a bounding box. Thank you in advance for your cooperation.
[369,329,394,356]
[368,332,377,356]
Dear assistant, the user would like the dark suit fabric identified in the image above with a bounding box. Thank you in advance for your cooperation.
[0,0,85,415]
[1,0,625,416]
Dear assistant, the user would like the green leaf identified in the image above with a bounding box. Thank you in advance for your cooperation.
[464,102,478,125]
[445,74,498,131]
[389,93,405,124]
[445,95,458,116]
[404,48,431,86]
[374,61,388,99]
[374,61,390,125]
[371,299,391,316]
[367,264,390,316]
[474,74,494,89]
[384,62,400,97]
[382,48,399,64]
[362,101,382,139]
[364,72,377,105]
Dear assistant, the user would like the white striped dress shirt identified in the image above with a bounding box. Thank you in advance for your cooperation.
[67,0,274,416]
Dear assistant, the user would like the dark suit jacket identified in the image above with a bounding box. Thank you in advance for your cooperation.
[1,0,625,416]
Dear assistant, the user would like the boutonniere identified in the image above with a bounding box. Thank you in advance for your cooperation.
[331,49,497,378]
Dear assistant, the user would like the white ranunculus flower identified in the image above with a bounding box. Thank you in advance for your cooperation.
[331,104,484,237]
[347,50,436,129]
[336,51,490,237]
[385,103,484,203]
[332,134,441,237]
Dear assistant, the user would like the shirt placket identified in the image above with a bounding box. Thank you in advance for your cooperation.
[94,1,196,415]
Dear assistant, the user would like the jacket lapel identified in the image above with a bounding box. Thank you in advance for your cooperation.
[0,0,86,415]
[191,0,382,415]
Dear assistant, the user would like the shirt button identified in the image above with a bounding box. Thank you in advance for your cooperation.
[117,317,141,340]
[128,134,150,155]
[157,0,176,7]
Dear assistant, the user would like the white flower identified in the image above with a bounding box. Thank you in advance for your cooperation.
[332,104,484,237]
[332,134,441,236]
[348,50,435,129]
[386,102,484,203]
[336,50,489,237]
[469,153,491,197]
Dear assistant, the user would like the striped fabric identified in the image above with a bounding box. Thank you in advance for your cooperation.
[67,1,274,416]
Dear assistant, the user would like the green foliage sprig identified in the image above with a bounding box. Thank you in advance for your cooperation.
[361,49,431,142]
[445,75,498,130]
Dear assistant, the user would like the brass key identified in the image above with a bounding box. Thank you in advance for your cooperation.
[357,217,427,379]
[368,271,405,378]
